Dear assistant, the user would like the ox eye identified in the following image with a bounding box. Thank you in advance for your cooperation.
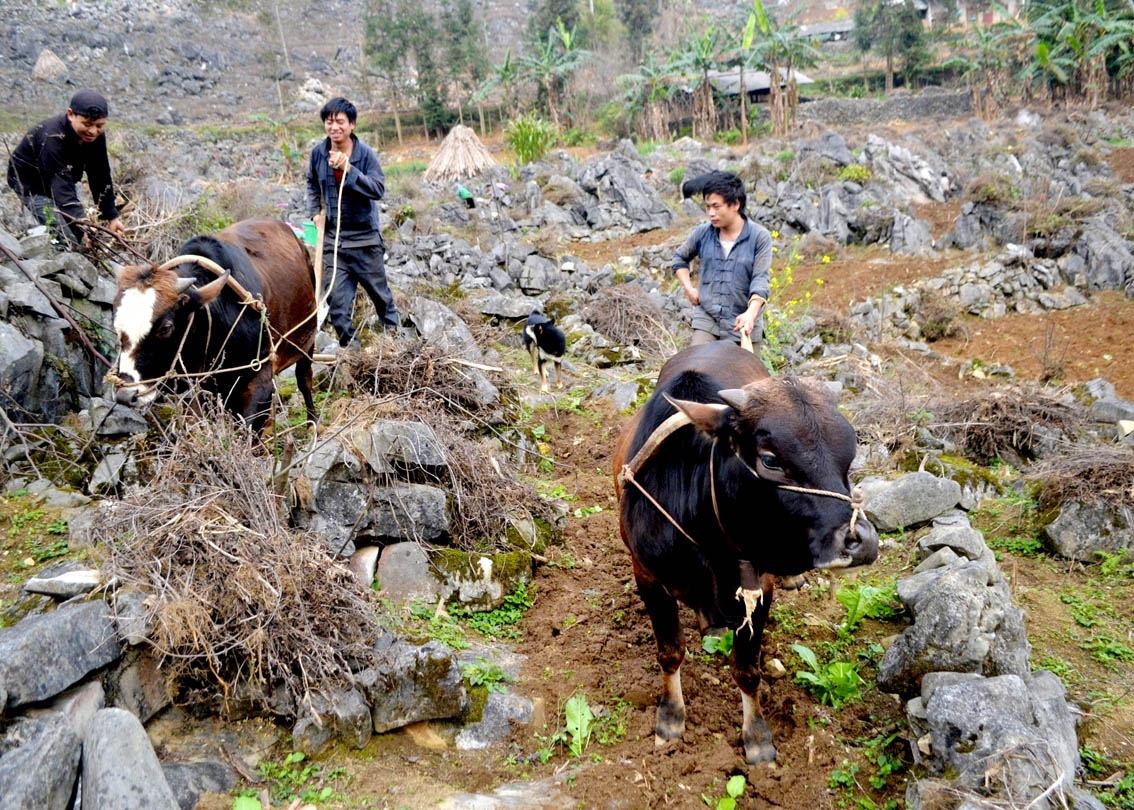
[155,319,174,339]
[759,453,782,471]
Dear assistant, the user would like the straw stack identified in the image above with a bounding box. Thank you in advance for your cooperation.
[422,125,497,183]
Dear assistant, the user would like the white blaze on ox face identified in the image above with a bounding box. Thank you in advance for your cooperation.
[113,286,159,403]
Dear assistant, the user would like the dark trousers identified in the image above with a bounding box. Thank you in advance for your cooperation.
[322,243,399,346]
[20,193,84,246]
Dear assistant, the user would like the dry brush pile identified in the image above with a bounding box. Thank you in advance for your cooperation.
[96,400,379,716]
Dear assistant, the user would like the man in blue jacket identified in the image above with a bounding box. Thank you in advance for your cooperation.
[6,90,126,246]
[673,171,772,347]
[306,97,399,349]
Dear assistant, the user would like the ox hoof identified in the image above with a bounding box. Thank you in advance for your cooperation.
[744,739,777,764]
[655,707,685,744]
[743,720,776,764]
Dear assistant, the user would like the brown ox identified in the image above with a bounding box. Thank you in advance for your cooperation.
[613,341,878,763]
[111,219,316,433]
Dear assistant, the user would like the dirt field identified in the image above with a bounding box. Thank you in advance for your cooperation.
[194,218,1130,809]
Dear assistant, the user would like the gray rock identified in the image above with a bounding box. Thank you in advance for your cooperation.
[589,380,641,412]
[350,420,447,476]
[879,560,1029,696]
[890,213,933,256]
[437,777,577,810]
[313,482,449,547]
[519,254,562,293]
[89,398,149,436]
[407,297,483,361]
[798,131,855,166]
[82,708,180,810]
[921,672,1080,804]
[478,292,542,319]
[576,152,675,232]
[0,226,24,258]
[0,712,81,810]
[0,600,122,709]
[51,680,106,737]
[455,690,534,750]
[0,322,44,414]
[106,648,172,723]
[161,761,237,810]
[915,514,994,566]
[359,639,468,734]
[292,686,372,755]
[864,134,945,203]
[88,452,127,496]
[348,545,381,590]
[22,561,101,598]
[377,542,441,605]
[1074,221,1133,291]
[864,472,962,532]
[1090,395,1134,423]
[1042,501,1134,561]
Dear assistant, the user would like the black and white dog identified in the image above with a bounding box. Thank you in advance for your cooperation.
[522,310,566,393]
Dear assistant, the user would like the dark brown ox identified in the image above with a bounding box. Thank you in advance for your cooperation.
[111,219,316,433]
[613,341,878,764]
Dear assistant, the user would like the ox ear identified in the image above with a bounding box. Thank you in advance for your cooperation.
[185,271,229,306]
[663,394,730,436]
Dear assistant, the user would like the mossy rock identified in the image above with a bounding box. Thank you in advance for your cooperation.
[431,548,533,611]
[503,516,559,555]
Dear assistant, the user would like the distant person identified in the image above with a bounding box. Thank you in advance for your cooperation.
[673,171,772,347]
[6,90,126,246]
[305,97,399,350]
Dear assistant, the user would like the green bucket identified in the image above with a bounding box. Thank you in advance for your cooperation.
[301,220,318,246]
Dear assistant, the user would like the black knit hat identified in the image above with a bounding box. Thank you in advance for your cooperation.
[68,90,109,119]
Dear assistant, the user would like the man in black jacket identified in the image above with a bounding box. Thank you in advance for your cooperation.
[6,90,125,245]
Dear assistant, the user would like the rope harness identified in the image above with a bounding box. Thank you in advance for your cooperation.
[618,405,866,637]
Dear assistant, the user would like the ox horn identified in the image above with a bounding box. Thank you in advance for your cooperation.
[173,276,196,294]
[157,254,230,278]
[718,388,751,411]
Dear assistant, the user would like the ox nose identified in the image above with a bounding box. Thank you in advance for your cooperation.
[843,516,879,566]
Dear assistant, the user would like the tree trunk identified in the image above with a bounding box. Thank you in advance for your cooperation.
[885,50,894,92]
[545,81,560,128]
[740,63,749,145]
[390,82,405,146]
[477,102,486,137]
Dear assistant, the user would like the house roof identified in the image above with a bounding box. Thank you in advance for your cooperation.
[799,19,855,37]
[707,66,815,95]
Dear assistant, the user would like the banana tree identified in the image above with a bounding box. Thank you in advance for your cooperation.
[676,24,726,138]
[747,0,819,137]
[617,52,681,141]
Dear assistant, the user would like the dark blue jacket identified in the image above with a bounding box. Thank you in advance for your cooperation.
[306,134,385,242]
[673,218,772,341]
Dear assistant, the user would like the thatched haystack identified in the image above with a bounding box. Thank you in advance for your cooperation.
[423,125,496,183]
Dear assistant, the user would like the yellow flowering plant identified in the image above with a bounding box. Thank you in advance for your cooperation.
[760,233,825,371]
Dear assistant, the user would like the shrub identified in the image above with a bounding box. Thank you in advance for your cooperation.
[561,128,595,147]
[714,128,742,146]
[505,113,557,165]
[838,163,872,184]
[669,166,686,186]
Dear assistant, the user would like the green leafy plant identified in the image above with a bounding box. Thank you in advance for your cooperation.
[702,629,735,657]
[505,112,557,165]
[836,581,901,634]
[231,795,262,810]
[669,166,686,185]
[461,659,516,693]
[594,697,631,745]
[553,693,595,758]
[702,775,746,809]
[451,582,534,641]
[791,643,866,708]
[256,752,345,805]
[572,504,604,518]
